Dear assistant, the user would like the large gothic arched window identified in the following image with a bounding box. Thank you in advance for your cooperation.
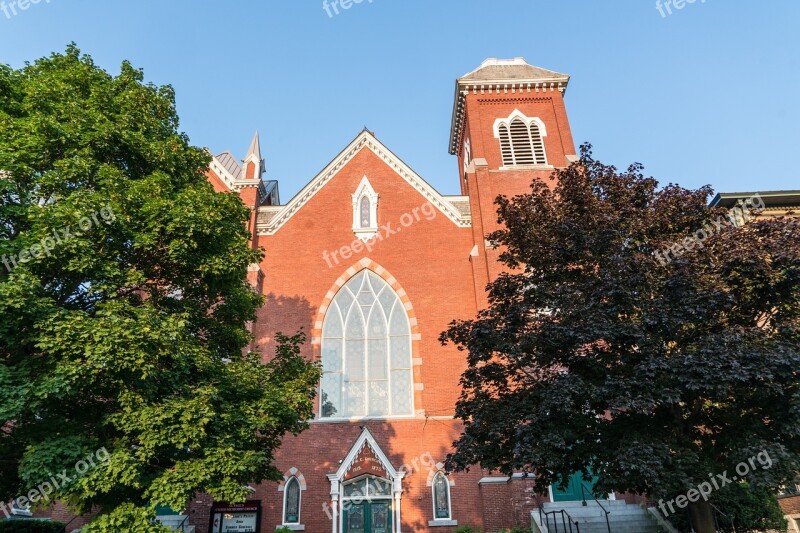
[321,270,414,418]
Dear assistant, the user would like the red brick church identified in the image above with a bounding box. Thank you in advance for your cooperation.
[197,58,581,533]
[15,58,797,533]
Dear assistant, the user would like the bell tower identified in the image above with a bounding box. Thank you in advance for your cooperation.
[449,58,578,301]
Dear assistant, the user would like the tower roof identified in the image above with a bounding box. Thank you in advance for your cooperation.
[458,57,569,84]
[449,58,570,154]
[245,130,262,163]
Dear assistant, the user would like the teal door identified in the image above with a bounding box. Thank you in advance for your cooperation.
[344,500,392,533]
[551,471,598,502]
[370,501,391,533]
[344,502,366,533]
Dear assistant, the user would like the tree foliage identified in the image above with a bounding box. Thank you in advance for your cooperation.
[668,482,787,532]
[442,145,800,530]
[0,46,320,530]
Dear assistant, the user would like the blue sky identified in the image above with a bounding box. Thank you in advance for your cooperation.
[1,0,798,199]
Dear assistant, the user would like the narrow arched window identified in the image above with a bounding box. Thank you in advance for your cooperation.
[432,472,452,520]
[495,111,548,166]
[321,270,414,418]
[283,477,301,525]
[360,195,371,228]
[352,176,379,240]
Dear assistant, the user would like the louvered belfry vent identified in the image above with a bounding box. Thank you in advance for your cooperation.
[496,112,548,166]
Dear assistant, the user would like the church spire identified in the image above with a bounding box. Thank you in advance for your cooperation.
[243,130,264,180]
[246,130,262,162]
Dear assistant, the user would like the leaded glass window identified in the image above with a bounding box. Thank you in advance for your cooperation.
[342,476,393,499]
[433,472,451,520]
[321,270,413,418]
[360,196,371,228]
[284,477,301,524]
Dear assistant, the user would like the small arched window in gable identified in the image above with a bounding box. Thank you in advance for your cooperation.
[360,195,371,228]
[352,176,379,241]
[495,110,548,167]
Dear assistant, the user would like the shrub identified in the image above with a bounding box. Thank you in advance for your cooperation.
[455,526,483,533]
[0,520,67,533]
[665,482,788,533]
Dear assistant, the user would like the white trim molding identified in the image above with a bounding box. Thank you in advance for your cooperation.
[492,109,548,139]
[478,476,511,484]
[256,131,471,235]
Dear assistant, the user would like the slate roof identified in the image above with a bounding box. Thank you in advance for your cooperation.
[459,58,569,83]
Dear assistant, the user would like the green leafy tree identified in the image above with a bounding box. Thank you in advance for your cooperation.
[669,482,787,532]
[441,146,800,533]
[0,46,320,531]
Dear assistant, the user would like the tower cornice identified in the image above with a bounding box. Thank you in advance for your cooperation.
[448,58,570,155]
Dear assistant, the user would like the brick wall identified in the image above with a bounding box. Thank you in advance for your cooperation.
[781,495,800,515]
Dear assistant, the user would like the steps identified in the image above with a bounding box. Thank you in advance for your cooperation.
[538,499,666,533]
[155,514,195,532]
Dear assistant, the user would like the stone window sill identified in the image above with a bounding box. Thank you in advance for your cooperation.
[428,519,458,527]
[277,525,305,531]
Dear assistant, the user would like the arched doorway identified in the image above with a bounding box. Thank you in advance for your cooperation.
[327,428,405,533]
[342,475,393,533]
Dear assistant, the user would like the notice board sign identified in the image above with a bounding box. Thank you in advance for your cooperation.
[209,501,261,533]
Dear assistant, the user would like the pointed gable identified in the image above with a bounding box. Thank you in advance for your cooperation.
[343,443,391,481]
[329,427,402,482]
[256,131,471,236]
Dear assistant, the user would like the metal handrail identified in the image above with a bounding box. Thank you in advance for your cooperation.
[580,482,611,533]
[539,503,581,533]
[59,516,79,533]
[176,514,190,532]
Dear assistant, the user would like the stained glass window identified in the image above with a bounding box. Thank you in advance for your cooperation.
[433,472,451,520]
[284,477,301,524]
[321,270,413,418]
[360,196,372,228]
